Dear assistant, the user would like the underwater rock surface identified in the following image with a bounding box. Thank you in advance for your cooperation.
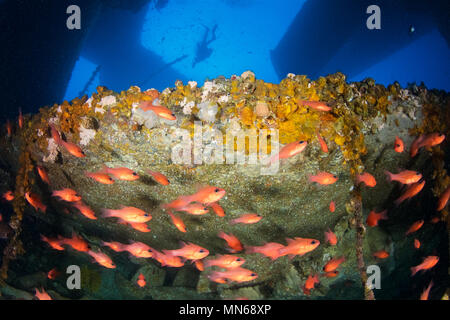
[0,72,448,300]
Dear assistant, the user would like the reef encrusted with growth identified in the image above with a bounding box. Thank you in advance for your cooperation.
[0,71,448,300]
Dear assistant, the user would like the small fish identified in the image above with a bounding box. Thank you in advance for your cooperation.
[394,180,425,206]
[278,237,320,258]
[414,239,421,249]
[430,216,440,224]
[297,100,332,112]
[323,256,346,272]
[153,250,185,267]
[194,259,204,271]
[41,235,64,251]
[356,172,377,187]
[309,172,338,185]
[324,229,337,246]
[316,131,328,153]
[138,100,176,120]
[87,250,116,269]
[329,201,336,213]
[52,188,81,202]
[102,206,151,223]
[188,186,226,205]
[406,220,424,235]
[37,166,50,185]
[122,242,153,258]
[419,133,445,149]
[163,242,209,261]
[137,273,146,287]
[209,202,225,217]
[245,242,285,260]
[128,222,151,233]
[230,213,262,225]
[102,241,124,252]
[59,233,89,252]
[25,192,47,212]
[366,209,388,227]
[18,108,23,129]
[85,172,114,185]
[204,254,245,269]
[101,165,139,181]
[72,201,97,220]
[178,203,209,215]
[437,185,450,211]
[3,190,14,201]
[394,136,404,153]
[303,274,320,296]
[385,170,422,185]
[35,288,52,300]
[147,170,170,186]
[6,120,12,137]
[208,267,258,283]
[167,211,186,232]
[269,140,308,164]
[218,231,243,252]
[50,125,86,158]
[323,271,339,278]
[373,250,389,259]
[411,256,439,276]
[420,280,433,300]
[47,268,60,280]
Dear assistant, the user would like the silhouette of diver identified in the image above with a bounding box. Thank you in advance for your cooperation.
[192,24,218,68]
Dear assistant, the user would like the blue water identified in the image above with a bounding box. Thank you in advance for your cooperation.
[64,0,449,102]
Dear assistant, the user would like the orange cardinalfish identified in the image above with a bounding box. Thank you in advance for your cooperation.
[137,274,146,287]
[309,172,338,185]
[100,165,139,181]
[297,100,332,112]
[394,136,404,153]
[303,274,320,295]
[269,140,308,164]
[85,172,114,185]
[406,220,424,235]
[122,242,154,258]
[209,202,225,217]
[414,239,421,249]
[6,120,12,137]
[231,213,262,225]
[153,250,185,267]
[34,288,52,300]
[394,180,425,206]
[177,203,209,215]
[147,170,170,186]
[385,170,422,185]
[138,100,176,120]
[72,201,97,220]
[208,267,258,284]
[278,237,320,258]
[356,172,376,187]
[102,241,124,252]
[167,211,186,232]
[52,188,81,202]
[163,242,209,261]
[323,256,346,272]
[373,250,389,259]
[87,250,116,269]
[50,124,86,158]
[329,201,336,213]
[323,271,339,278]
[437,185,450,211]
[47,268,60,280]
[41,235,64,251]
[316,131,328,153]
[25,192,47,212]
[3,191,14,201]
[417,133,446,151]
[102,206,151,223]
[218,231,243,253]
[128,221,151,232]
[36,166,50,185]
[324,229,337,246]
[245,242,285,260]
[204,254,245,269]
[410,135,425,157]
[411,256,439,276]
[194,259,204,271]
[420,280,433,300]
[18,107,23,129]
[59,233,89,252]
[188,186,226,205]
[366,209,388,227]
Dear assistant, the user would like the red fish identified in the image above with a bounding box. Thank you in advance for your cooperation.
[41,235,64,251]
[87,250,116,269]
[414,239,421,249]
[18,108,23,129]
[420,280,433,300]
[101,165,139,181]
[122,242,153,258]
[102,241,124,252]
[59,233,89,252]
[178,203,209,215]
[208,267,257,283]
[50,125,86,158]
[204,254,245,269]
[6,120,12,137]
[209,202,225,217]
[418,133,445,150]
[323,271,339,278]
[47,268,60,280]
[85,172,114,185]
[303,274,320,295]
[37,166,50,185]
[147,170,170,186]
[394,136,404,153]
[356,172,376,187]
[218,231,243,252]
[188,186,226,205]
[316,131,328,153]
[102,206,151,223]
[137,273,146,287]
[329,201,336,213]
[52,188,81,202]
[3,191,14,201]
[245,242,285,260]
[405,220,424,235]
[138,101,176,120]
[323,256,345,272]
[230,213,262,225]
[72,201,97,220]
[163,242,209,261]
[270,140,308,164]
[373,250,389,259]
[410,135,425,157]
[297,100,332,112]
[411,256,439,276]
[194,260,204,271]
[394,180,425,206]
[366,209,388,227]
[153,250,184,267]
[437,185,450,211]
[34,288,52,300]
[385,170,422,185]
[278,237,320,258]
[128,222,151,233]
[309,172,338,185]
[167,211,186,233]
[324,229,337,246]
[25,192,47,212]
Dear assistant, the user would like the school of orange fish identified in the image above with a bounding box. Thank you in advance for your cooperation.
[2,99,448,300]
